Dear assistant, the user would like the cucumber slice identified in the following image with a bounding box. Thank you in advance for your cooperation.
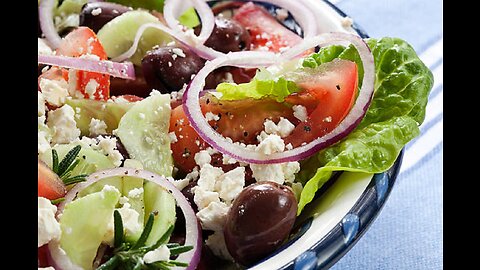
[115,93,174,177]
[143,181,176,246]
[58,186,121,270]
[65,98,134,136]
[55,0,87,16]
[97,10,174,66]
[38,143,123,197]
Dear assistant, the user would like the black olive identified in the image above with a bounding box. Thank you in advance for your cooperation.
[181,180,199,213]
[109,67,153,98]
[79,2,131,33]
[141,46,205,94]
[224,181,297,266]
[195,16,251,53]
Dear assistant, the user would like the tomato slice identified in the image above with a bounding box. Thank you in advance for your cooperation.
[170,97,295,174]
[170,108,207,174]
[171,59,358,173]
[284,59,358,147]
[57,27,110,100]
[233,2,307,53]
[38,160,66,200]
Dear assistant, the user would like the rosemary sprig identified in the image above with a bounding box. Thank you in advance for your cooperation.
[51,145,88,186]
[98,211,192,270]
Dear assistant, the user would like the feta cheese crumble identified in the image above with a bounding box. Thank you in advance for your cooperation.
[143,245,171,264]
[38,38,54,55]
[38,92,46,117]
[103,204,142,246]
[255,134,285,155]
[89,118,108,136]
[292,105,308,122]
[263,117,295,138]
[39,78,69,107]
[38,197,61,247]
[47,104,81,144]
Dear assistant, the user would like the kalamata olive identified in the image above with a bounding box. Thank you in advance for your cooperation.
[109,67,153,98]
[114,136,130,161]
[181,180,199,213]
[141,46,205,94]
[224,181,297,266]
[195,16,251,53]
[79,2,132,33]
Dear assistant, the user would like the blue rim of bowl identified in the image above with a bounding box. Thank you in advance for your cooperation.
[207,1,401,269]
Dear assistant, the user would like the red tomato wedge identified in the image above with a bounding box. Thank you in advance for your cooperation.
[170,97,295,174]
[38,160,66,200]
[284,59,359,148]
[233,2,307,53]
[170,59,358,173]
[57,27,110,100]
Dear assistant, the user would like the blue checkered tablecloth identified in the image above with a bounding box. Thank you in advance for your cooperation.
[326,0,443,269]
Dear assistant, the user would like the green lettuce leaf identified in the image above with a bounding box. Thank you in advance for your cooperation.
[296,37,434,214]
[216,76,299,102]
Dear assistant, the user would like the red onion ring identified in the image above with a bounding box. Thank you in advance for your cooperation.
[52,168,201,270]
[39,0,62,49]
[164,0,215,44]
[183,32,375,164]
[38,54,136,80]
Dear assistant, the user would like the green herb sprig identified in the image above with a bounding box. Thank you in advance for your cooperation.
[51,145,88,186]
[98,211,193,270]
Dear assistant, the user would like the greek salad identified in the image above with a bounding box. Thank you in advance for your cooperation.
[37,0,434,269]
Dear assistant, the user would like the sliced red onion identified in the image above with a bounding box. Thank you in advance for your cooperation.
[38,54,136,80]
[39,0,62,49]
[164,0,215,44]
[183,32,375,164]
[54,168,201,270]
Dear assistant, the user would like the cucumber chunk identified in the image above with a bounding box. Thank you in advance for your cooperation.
[58,185,121,270]
[97,10,174,65]
[55,0,87,16]
[143,181,176,246]
[65,98,134,136]
[116,93,174,177]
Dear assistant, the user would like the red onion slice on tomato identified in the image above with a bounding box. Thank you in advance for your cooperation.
[52,168,201,270]
[39,0,62,49]
[38,54,136,80]
[183,32,375,164]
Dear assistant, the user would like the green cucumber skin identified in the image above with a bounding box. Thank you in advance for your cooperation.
[59,187,121,270]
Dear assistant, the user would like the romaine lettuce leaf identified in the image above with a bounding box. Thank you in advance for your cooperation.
[216,76,298,102]
[296,37,434,214]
